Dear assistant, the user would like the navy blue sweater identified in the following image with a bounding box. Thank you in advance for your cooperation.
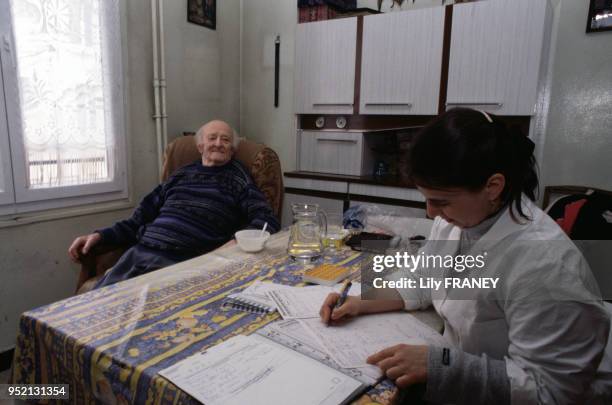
[97,159,280,255]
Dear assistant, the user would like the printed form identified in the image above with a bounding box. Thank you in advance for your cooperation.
[262,319,382,384]
[299,313,447,369]
[159,334,364,405]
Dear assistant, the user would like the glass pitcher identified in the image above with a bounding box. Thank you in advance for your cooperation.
[288,203,327,261]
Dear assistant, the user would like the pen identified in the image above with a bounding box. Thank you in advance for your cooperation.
[327,281,352,326]
[334,281,352,310]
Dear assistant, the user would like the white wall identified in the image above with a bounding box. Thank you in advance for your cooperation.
[240,0,298,171]
[540,0,612,190]
[0,0,240,352]
[163,0,241,139]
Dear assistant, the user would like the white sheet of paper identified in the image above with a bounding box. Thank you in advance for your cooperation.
[159,334,363,405]
[265,319,382,384]
[268,283,362,319]
[298,312,447,369]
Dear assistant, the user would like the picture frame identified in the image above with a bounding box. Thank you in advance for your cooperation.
[187,0,216,30]
[586,0,612,33]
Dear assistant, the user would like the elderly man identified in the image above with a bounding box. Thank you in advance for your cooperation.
[68,120,280,288]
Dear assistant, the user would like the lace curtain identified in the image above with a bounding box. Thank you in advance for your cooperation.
[10,0,115,189]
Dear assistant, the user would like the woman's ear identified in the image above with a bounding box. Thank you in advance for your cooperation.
[486,173,506,202]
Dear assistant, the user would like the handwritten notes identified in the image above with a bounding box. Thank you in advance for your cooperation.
[159,334,364,405]
[299,313,447,369]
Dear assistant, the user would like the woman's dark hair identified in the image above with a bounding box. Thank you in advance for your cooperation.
[407,108,539,221]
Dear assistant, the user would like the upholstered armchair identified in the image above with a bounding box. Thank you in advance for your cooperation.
[75,136,283,293]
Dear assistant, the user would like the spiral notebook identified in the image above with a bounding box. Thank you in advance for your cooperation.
[222,281,289,314]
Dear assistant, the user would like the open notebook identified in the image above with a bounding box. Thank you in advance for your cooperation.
[159,334,366,405]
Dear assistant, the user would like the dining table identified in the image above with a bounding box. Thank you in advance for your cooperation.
[11,230,442,404]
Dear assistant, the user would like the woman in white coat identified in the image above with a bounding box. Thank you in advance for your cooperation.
[320,108,610,404]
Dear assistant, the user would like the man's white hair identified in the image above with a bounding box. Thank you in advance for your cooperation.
[195,123,240,149]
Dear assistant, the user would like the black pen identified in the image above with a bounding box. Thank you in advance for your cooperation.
[335,281,352,309]
[327,281,352,326]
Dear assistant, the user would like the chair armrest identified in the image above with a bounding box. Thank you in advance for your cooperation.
[251,147,284,219]
[76,244,128,292]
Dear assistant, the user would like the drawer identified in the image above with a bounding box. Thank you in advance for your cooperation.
[349,183,426,202]
[299,131,372,176]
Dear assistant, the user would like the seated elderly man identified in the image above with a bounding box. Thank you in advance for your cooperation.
[68,120,280,288]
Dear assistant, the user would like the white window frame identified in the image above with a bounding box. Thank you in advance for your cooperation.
[0,0,128,218]
[0,58,15,207]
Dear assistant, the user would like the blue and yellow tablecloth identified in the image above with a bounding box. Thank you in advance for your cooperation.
[11,233,398,404]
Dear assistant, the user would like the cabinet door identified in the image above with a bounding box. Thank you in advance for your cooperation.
[294,19,357,115]
[446,0,551,116]
[299,131,365,176]
[360,7,445,115]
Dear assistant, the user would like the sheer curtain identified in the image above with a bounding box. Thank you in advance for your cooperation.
[9,0,115,189]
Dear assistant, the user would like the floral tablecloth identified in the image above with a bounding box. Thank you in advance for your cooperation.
[11,232,401,404]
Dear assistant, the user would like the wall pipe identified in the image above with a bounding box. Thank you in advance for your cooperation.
[151,0,163,176]
[158,0,168,150]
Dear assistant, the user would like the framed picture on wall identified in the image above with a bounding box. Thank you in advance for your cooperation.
[188,0,216,30]
[587,0,612,33]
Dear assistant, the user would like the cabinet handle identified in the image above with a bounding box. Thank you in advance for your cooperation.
[316,138,358,144]
[445,102,503,107]
[365,102,412,107]
[312,103,354,107]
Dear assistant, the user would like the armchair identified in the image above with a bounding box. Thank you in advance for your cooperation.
[76,136,283,293]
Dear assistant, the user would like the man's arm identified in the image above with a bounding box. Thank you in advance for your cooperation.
[238,183,280,233]
[96,183,167,246]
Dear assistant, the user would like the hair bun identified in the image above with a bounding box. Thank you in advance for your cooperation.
[514,131,535,158]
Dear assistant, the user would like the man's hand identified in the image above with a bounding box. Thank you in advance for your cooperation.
[367,344,428,388]
[319,293,361,324]
[68,233,102,263]
[219,239,237,249]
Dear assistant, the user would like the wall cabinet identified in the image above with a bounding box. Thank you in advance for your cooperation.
[446,0,552,115]
[294,0,552,118]
[294,18,357,115]
[298,131,374,176]
[360,7,445,115]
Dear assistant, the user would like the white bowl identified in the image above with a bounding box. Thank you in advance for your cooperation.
[235,230,271,253]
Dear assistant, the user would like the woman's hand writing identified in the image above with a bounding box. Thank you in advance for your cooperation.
[319,293,361,324]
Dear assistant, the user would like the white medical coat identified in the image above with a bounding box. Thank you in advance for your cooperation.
[395,198,610,404]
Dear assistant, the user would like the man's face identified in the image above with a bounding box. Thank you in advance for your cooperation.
[197,121,234,166]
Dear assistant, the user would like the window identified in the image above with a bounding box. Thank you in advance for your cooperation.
[0,0,127,216]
